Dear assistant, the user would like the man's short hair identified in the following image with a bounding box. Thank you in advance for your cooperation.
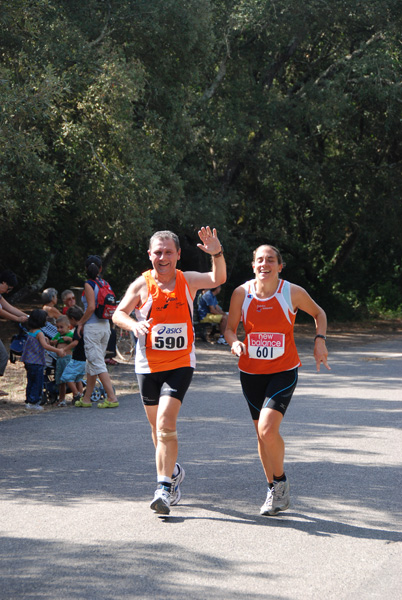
[149,231,180,251]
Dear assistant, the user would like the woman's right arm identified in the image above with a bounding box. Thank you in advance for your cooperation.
[0,297,28,320]
[224,286,247,357]
[77,282,96,335]
[0,306,27,323]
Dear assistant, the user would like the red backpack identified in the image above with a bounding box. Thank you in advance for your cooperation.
[86,278,117,319]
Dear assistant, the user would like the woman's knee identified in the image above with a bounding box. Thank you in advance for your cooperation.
[258,411,283,443]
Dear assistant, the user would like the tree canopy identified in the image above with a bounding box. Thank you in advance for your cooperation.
[1,0,401,317]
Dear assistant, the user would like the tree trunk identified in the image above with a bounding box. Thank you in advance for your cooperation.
[9,253,55,303]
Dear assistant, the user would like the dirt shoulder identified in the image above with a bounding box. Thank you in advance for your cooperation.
[1,317,401,423]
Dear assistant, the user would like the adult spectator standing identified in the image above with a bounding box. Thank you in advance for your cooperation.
[0,270,28,396]
[225,244,330,516]
[75,255,118,409]
[197,285,228,344]
[113,226,226,515]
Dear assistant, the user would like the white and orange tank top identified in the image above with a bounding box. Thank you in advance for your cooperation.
[134,269,195,373]
[238,279,301,375]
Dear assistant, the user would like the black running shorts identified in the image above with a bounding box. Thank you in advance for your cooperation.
[136,366,194,405]
[240,368,298,420]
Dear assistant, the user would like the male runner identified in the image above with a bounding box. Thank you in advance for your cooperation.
[113,226,226,514]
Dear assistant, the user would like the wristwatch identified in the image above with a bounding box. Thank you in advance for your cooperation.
[314,334,327,342]
[213,246,224,258]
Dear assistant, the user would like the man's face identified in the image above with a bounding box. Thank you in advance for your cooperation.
[148,238,181,277]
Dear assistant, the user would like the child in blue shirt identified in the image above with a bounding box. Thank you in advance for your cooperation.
[21,309,64,411]
[50,315,74,407]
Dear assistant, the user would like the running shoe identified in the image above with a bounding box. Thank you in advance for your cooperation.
[97,398,119,408]
[217,336,228,345]
[170,463,185,506]
[260,479,290,516]
[57,399,67,407]
[26,403,44,411]
[150,486,171,515]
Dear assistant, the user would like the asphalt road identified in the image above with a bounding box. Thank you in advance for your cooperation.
[1,333,401,600]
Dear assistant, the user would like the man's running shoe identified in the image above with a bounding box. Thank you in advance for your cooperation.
[260,479,290,516]
[170,463,185,506]
[217,336,228,345]
[150,486,171,515]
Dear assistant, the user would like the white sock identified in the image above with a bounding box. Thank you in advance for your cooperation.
[157,476,172,485]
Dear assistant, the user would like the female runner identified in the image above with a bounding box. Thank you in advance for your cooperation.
[225,244,330,515]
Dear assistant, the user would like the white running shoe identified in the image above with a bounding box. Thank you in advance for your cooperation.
[217,336,228,345]
[170,463,185,506]
[150,487,171,515]
[26,403,44,411]
[260,479,290,516]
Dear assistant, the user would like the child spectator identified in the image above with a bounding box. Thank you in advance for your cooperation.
[59,306,87,405]
[51,315,74,407]
[42,287,62,323]
[61,289,76,315]
[21,309,64,410]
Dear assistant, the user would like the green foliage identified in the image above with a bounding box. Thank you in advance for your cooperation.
[0,0,401,319]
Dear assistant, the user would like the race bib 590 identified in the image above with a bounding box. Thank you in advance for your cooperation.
[151,323,188,351]
[248,332,285,360]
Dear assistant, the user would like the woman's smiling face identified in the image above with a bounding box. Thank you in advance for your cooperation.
[253,245,283,281]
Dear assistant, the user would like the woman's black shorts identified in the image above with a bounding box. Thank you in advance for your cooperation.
[136,366,194,405]
[240,368,298,420]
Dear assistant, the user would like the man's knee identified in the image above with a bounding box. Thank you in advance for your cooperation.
[157,429,178,442]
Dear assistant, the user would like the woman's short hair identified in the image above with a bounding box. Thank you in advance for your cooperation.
[61,289,74,302]
[42,287,58,304]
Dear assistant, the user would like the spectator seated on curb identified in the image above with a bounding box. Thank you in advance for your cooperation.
[197,286,228,345]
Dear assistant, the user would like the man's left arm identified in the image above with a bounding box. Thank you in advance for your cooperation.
[185,227,227,297]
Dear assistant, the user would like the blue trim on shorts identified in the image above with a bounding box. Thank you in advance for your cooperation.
[240,368,298,419]
[262,370,298,410]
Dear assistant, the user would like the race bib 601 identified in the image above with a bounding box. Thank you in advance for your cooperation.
[248,332,285,360]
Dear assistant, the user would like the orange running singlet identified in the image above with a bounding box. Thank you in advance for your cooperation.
[134,269,195,374]
[238,279,301,375]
